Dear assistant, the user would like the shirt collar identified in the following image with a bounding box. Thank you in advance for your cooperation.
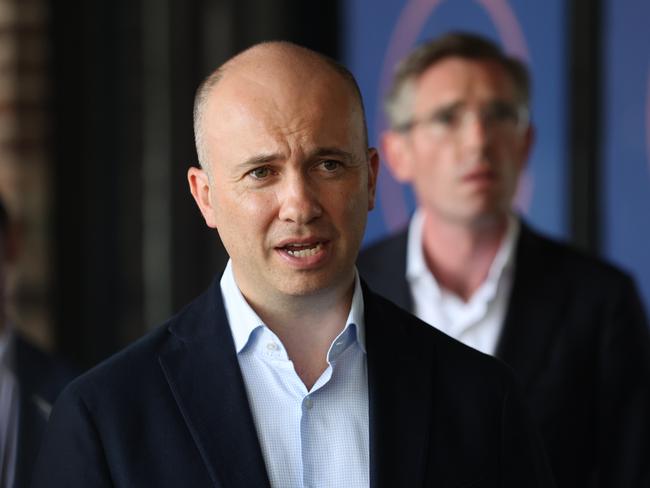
[406,209,520,301]
[220,260,366,355]
[406,209,437,292]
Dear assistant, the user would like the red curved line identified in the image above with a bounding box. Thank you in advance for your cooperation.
[377,0,443,123]
[377,0,534,228]
[377,0,443,232]
[475,0,530,61]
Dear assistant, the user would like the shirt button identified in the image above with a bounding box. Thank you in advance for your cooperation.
[304,397,313,410]
[266,342,279,351]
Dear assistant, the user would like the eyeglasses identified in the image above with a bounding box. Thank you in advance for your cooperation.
[395,101,529,137]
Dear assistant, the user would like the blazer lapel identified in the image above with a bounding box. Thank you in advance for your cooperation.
[158,283,271,488]
[496,224,568,390]
[384,231,412,311]
[364,284,435,488]
[359,230,412,311]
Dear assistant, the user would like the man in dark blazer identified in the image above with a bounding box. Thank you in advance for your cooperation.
[33,41,554,487]
[358,33,650,487]
[0,199,76,488]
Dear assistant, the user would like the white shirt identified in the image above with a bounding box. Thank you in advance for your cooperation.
[406,210,519,355]
[0,327,18,488]
[220,261,369,488]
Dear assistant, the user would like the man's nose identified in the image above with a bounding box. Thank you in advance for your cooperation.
[459,111,491,149]
[277,172,323,224]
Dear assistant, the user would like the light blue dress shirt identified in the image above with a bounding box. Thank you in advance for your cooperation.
[220,261,369,488]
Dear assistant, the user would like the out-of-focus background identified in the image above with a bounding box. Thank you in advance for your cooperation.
[1,0,647,369]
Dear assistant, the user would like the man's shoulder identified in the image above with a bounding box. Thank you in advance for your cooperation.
[61,321,173,405]
[358,229,408,265]
[14,334,78,401]
[519,223,638,290]
[357,230,410,306]
[364,286,515,390]
[61,280,223,406]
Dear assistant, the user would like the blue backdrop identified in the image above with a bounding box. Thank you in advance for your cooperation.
[602,0,650,312]
[343,0,568,246]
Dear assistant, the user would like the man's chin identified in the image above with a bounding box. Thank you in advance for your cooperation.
[438,205,508,230]
[273,270,352,299]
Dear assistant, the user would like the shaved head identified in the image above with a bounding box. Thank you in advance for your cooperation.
[187,40,379,306]
[193,41,368,170]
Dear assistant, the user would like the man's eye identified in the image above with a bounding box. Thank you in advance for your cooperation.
[249,167,271,179]
[430,108,458,126]
[320,160,341,172]
[485,102,518,123]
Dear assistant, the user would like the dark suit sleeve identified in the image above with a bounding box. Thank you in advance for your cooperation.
[596,277,650,486]
[31,385,113,488]
[500,377,556,487]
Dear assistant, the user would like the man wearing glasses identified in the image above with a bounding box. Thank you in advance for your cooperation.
[358,32,650,487]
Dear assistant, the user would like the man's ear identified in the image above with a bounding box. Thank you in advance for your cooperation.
[187,166,218,229]
[380,130,414,183]
[366,148,380,211]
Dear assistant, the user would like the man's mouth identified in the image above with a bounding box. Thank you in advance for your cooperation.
[462,168,497,184]
[282,242,324,258]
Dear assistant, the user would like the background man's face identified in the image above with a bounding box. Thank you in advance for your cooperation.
[391,57,531,228]
[196,68,378,302]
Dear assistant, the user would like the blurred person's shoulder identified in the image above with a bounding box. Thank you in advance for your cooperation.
[517,221,641,294]
[14,333,78,398]
[57,279,221,406]
[363,282,520,395]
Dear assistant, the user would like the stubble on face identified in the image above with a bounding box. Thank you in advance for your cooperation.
[199,43,376,307]
[403,58,530,230]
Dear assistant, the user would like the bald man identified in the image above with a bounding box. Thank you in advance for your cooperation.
[32,42,554,488]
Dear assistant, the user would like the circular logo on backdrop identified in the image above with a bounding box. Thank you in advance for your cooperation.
[376,0,531,232]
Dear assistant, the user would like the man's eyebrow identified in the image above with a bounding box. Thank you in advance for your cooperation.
[429,100,464,113]
[238,147,360,169]
[309,147,358,161]
[237,153,283,170]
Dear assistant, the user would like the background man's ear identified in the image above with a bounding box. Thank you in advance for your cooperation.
[366,148,380,211]
[187,167,218,229]
[380,130,414,183]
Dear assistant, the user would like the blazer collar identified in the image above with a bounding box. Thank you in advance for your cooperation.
[159,279,271,488]
[160,278,438,488]
[375,230,412,310]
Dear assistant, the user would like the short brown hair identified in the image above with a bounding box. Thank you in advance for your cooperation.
[384,32,531,129]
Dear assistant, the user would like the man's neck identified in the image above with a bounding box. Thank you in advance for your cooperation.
[245,281,355,390]
[420,210,509,302]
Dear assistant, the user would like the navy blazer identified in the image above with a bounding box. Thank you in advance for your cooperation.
[358,222,650,487]
[33,279,554,487]
[13,335,76,487]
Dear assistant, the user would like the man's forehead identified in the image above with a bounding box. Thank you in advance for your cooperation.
[416,57,518,100]
[202,81,365,166]
[206,72,356,128]
[208,60,349,115]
